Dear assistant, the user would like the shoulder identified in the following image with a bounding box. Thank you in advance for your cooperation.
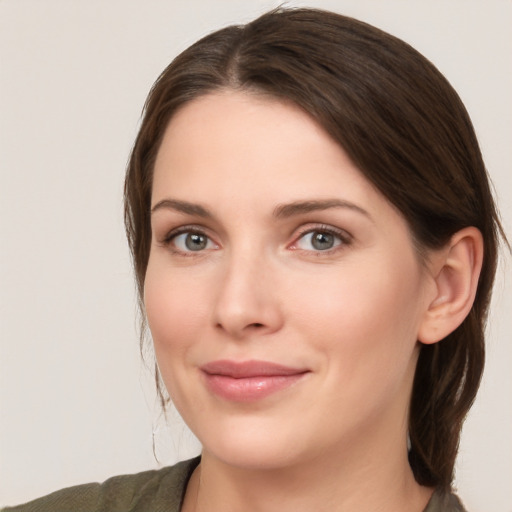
[424,489,467,512]
[1,457,200,512]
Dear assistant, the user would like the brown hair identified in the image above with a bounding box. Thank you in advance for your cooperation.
[124,7,505,490]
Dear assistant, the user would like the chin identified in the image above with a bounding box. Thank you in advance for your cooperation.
[193,414,322,471]
[205,441,303,471]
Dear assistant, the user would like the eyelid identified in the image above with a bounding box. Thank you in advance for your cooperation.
[160,224,220,253]
[158,222,351,255]
[288,223,352,251]
[160,224,199,243]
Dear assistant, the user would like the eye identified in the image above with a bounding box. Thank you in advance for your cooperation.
[292,227,350,252]
[169,230,217,253]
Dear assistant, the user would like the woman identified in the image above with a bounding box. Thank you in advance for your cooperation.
[3,7,506,512]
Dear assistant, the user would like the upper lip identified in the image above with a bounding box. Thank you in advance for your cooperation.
[200,360,309,378]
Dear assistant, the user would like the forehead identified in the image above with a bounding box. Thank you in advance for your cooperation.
[150,91,408,234]
[156,91,337,172]
[154,93,366,195]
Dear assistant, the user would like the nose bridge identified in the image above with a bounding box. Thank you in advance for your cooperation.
[213,242,281,338]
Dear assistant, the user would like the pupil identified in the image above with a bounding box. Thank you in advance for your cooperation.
[312,232,334,250]
[185,233,207,251]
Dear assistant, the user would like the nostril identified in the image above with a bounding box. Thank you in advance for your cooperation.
[215,322,264,331]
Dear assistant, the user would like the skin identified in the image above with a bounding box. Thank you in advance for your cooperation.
[145,91,439,511]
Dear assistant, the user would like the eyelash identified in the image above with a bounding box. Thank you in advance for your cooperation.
[161,225,217,257]
[289,224,352,255]
[160,224,352,256]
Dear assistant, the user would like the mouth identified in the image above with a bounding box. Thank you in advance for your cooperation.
[200,360,310,402]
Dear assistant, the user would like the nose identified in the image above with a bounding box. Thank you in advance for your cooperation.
[212,251,283,339]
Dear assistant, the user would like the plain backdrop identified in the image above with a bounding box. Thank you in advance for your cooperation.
[0,1,510,510]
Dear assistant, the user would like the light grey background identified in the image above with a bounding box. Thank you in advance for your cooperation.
[1,1,510,510]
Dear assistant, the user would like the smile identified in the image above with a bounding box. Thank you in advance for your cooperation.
[200,360,310,402]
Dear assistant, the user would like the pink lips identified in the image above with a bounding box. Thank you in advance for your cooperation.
[200,360,309,402]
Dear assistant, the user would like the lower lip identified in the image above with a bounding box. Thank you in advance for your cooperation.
[202,373,307,402]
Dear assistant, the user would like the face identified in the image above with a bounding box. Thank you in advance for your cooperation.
[145,91,435,470]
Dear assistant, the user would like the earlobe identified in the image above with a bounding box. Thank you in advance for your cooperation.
[418,227,484,345]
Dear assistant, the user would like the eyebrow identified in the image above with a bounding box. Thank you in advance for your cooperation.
[151,197,372,221]
[273,199,371,220]
[151,199,213,218]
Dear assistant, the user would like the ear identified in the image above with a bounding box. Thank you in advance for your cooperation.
[418,227,484,345]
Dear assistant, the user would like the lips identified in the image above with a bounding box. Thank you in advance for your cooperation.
[200,360,309,402]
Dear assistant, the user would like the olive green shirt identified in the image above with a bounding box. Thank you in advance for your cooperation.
[1,457,466,511]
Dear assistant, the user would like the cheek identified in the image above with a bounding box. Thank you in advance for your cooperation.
[288,256,425,379]
[144,261,210,360]
[143,261,216,412]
